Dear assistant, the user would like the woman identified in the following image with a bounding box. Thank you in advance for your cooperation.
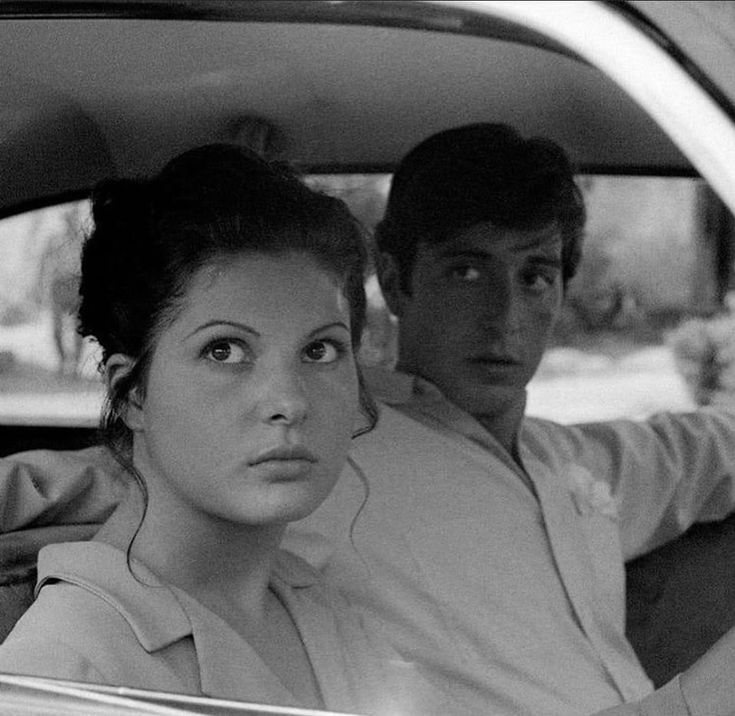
[0,144,408,714]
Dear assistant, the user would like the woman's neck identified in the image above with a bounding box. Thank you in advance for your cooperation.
[97,487,285,617]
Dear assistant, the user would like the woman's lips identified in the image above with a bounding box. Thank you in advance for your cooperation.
[249,445,318,465]
[248,445,318,481]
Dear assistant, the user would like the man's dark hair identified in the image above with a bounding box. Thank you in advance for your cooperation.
[375,123,586,290]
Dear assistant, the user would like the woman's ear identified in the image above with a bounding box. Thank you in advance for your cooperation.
[105,354,144,431]
[376,251,407,319]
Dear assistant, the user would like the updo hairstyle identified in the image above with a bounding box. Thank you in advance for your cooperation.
[78,144,374,459]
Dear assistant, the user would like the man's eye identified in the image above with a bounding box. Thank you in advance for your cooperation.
[204,340,248,364]
[450,266,481,282]
[303,340,341,364]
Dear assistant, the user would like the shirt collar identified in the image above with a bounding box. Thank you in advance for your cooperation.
[271,548,321,588]
[36,541,319,653]
[364,365,480,422]
[364,366,533,482]
[362,365,418,405]
[36,541,190,653]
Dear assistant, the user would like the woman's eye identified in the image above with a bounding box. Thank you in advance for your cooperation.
[450,266,481,282]
[204,340,248,364]
[303,340,341,364]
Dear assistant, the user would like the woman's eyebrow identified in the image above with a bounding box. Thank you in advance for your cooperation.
[305,321,350,339]
[185,320,260,340]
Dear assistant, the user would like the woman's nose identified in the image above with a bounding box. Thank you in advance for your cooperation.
[257,367,308,426]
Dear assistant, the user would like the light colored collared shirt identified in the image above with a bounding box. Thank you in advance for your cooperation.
[286,368,735,716]
[0,541,404,715]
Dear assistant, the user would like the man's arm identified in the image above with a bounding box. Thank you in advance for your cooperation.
[676,624,735,716]
[594,625,735,716]
[539,408,735,559]
[0,446,126,534]
[0,447,128,639]
[593,676,689,716]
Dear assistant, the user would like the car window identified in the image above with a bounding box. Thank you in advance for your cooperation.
[1,174,730,428]
[0,200,102,427]
[531,175,722,424]
[313,173,731,424]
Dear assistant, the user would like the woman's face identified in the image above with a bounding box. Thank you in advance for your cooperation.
[126,251,359,528]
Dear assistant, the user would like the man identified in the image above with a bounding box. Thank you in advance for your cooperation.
[4,124,735,715]
[291,123,735,715]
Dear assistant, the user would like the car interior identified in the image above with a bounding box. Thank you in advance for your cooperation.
[2,0,735,708]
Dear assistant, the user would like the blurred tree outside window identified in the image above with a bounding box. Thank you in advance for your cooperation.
[0,200,100,426]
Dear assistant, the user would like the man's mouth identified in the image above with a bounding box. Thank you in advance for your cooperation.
[471,355,521,368]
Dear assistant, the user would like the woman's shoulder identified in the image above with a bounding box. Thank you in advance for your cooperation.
[0,542,195,690]
[0,580,128,683]
[12,541,147,645]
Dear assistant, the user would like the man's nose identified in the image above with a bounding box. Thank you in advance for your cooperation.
[502,291,525,335]
[481,282,523,334]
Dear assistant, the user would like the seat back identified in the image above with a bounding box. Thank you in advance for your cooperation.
[626,512,735,686]
[0,524,99,642]
[0,578,35,643]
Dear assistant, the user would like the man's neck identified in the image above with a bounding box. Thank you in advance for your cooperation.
[472,394,527,467]
[387,363,529,464]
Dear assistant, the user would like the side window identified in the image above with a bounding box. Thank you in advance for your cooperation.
[536,177,734,423]
[0,201,102,426]
[1,178,732,427]
[314,174,734,425]
[306,174,397,369]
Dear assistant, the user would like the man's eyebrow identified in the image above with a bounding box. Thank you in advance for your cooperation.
[528,256,562,268]
[437,248,493,261]
[437,246,561,261]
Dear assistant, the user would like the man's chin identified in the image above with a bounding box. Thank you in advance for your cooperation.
[451,382,526,418]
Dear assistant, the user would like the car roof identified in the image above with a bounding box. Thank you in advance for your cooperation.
[630,0,735,115]
[1,0,735,217]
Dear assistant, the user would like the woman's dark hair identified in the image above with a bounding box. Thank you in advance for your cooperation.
[375,123,586,291]
[79,143,376,463]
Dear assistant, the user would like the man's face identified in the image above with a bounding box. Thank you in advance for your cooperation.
[384,221,563,420]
